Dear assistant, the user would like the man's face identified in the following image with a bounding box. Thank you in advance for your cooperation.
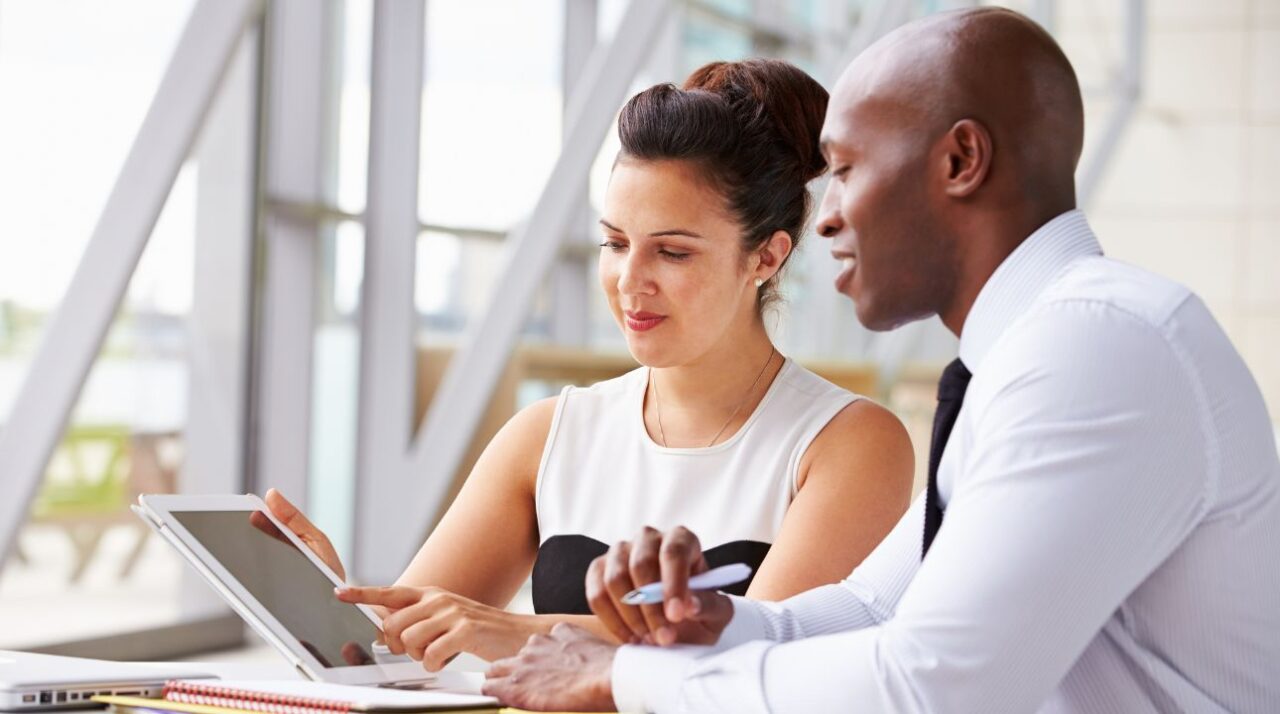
[815,78,956,331]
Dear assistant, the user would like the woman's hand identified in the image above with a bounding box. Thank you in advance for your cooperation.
[335,585,541,671]
[263,488,347,582]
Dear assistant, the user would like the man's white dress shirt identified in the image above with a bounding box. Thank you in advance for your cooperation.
[611,211,1280,713]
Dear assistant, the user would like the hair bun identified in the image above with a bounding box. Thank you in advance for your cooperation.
[682,59,829,181]
[615,59,828,313]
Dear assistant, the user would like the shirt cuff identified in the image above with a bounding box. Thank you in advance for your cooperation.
[715,595,771,650]
[612,644,706,714]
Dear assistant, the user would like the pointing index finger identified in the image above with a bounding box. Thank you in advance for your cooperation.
[335,585,421,610]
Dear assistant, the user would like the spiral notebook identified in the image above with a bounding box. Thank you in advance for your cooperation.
[92,679,499,714]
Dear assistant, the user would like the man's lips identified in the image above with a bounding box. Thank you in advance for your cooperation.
[624,310,665,332]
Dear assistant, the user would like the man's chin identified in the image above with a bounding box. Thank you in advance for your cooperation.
[853,300,921,333]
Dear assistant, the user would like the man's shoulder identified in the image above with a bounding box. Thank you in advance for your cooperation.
[1035,254,1194,333]
[981,255,1205,388]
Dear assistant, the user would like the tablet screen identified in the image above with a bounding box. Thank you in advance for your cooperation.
[171,510,383,669]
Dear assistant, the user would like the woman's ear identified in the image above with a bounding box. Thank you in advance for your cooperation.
[755,230,794,283]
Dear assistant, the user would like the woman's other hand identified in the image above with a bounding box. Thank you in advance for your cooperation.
[335,585,541,671]
[263,488,347,582]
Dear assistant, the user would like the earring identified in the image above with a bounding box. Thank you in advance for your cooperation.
[754,278,764,288]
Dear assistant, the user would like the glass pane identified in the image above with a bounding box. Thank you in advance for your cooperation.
[310,221,362,567]
[682,8,754,76]
[0,0,261,650]
[416,230,463,330]
[697,0,753,21]
[418,0,564,231]
[0,0,194,424]
[0,160,209,647]
[335,0,372,217]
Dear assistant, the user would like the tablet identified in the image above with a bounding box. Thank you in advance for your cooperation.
[132,494,431,686]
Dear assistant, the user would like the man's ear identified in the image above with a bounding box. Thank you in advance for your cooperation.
[755,230,794,282]
[941,118,993,198]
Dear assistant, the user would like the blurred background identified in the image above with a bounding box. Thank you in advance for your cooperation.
[0,0,1276,662]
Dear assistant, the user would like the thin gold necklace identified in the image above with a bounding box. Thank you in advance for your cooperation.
[650,347,778,448]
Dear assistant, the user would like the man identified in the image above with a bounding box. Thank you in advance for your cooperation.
[482,7,1280,712]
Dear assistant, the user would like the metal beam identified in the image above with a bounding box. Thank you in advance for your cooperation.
[357,0,673,583]
[181,13,263,621]
[548,0,600,347]
[0,0,261,567]
[352,0,425,583]
[252,0,340,502]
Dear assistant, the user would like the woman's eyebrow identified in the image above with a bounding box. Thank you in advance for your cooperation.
[651,228,703,239]
[598,219,702,239]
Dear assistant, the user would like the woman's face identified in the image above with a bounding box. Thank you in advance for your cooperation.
[599,159,759,368]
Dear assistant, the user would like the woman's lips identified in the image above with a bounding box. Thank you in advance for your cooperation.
[624,311,665,332]
[834,256,857,293]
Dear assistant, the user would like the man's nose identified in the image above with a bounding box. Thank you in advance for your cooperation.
[815,183,843,238]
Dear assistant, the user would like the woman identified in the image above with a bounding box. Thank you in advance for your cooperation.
[269,58,914,671]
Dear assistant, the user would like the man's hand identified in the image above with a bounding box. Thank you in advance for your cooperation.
[483,623,617,712]
[335,584,540,670]
[587,526,734,647]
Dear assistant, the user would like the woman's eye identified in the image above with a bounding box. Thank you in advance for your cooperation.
[659,249,690,260]
[598,240,626,251]
[832,165,851,179]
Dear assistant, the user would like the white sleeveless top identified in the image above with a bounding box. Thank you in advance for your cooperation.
[530,357,860,614]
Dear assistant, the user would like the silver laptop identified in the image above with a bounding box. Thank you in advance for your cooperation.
[0,651,214,711]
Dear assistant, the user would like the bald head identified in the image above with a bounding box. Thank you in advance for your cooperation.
[814,8,1087,334]
[832,7,1084,204]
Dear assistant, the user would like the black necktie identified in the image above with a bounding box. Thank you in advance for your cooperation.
[923,357,971,559]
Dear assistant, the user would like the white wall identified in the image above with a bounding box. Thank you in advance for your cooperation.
[1053,0,1280,423]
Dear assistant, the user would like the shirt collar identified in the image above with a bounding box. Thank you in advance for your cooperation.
[957,209,1102,372]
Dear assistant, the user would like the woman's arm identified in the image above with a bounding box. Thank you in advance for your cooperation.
[745,399,915,600]
[394,395,557,605]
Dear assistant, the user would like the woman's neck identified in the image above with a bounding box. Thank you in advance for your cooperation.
[645,323,782,446]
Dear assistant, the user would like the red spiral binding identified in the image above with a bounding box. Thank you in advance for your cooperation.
[161,681,353,714]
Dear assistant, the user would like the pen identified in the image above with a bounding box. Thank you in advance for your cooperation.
[621,562,753,605]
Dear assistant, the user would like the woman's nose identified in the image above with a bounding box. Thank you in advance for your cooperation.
[616,254,654,296]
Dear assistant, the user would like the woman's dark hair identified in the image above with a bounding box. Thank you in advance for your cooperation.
[617,58,829,310]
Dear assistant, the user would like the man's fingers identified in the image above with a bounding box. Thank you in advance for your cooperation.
[585,555,637,644]
[601,542,648,640]
[656,591,732,646]
[486,656,516,679]
[627,527,669,635]
[659,526,706,622]
[336,585,422,610]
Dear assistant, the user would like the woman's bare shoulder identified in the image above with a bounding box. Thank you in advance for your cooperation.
[798,398,914,492]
